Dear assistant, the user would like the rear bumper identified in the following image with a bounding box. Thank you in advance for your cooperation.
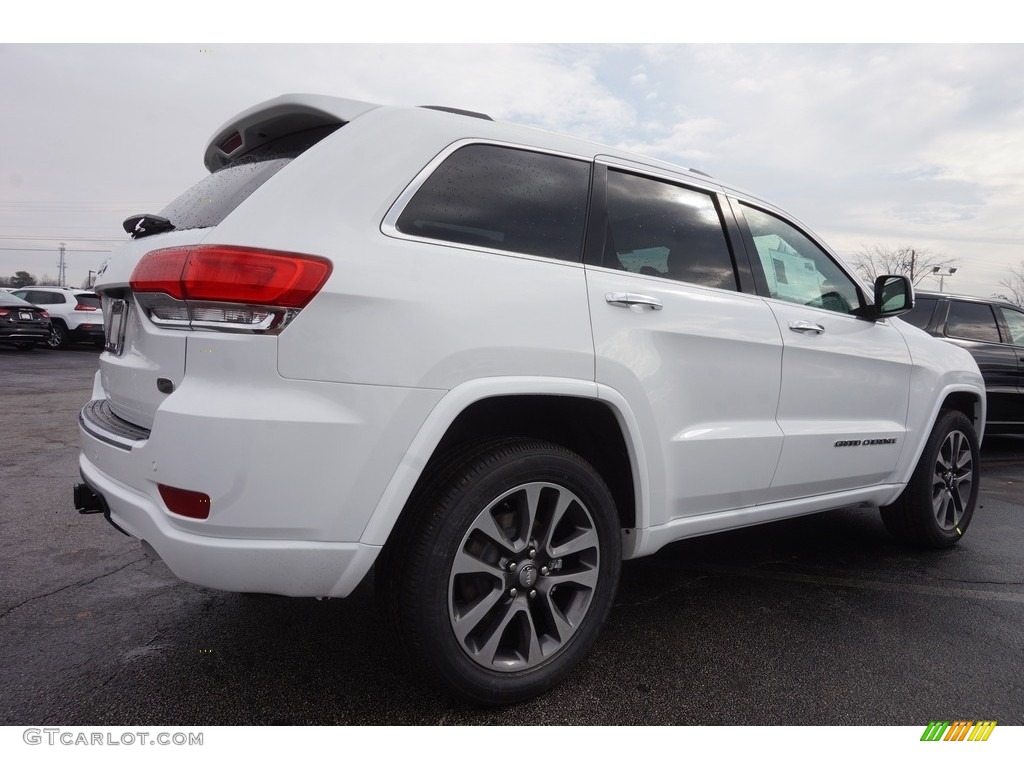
[79,454,379,596]
[77,369,443,597]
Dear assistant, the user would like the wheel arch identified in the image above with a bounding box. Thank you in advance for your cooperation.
[358,378,648,553]
[890,383,985,493]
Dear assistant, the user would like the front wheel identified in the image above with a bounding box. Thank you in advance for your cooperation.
[881,410,980,548]
[382,439,621,705]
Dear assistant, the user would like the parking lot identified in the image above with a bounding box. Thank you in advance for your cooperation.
[1,347,1023,726]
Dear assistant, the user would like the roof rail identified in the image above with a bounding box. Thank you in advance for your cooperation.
[419,105,494,121]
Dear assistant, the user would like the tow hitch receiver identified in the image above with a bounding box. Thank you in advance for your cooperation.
[74,482,106,515]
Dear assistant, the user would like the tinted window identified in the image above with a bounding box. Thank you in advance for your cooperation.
[999,306,1024,345]
[604,171,736,290]
[74,294,100,309]
[902,297,938,329]
[18,291,63,305]
[946,301,1001,343]
[396,145,590,262]
[741,205,863,316]
[159,124,341,231]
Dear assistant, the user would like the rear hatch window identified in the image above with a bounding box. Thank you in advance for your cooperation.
[74,293,101,309]
[158,124,341,231]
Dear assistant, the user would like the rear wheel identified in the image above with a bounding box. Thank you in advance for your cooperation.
[379,438,621,705]
[47,321,68,349]
[881,410,979,548]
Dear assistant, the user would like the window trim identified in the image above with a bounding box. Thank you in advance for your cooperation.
[582,161,751,295]
[381,138,594,266]
[945,299,1005,344]
[732,199,872,318]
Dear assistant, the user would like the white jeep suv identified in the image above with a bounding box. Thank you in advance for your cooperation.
[75,95,986,704]
[11,286,104,348]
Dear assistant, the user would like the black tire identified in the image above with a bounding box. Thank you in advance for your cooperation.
[379,438,621,705]
[14,342,36,351]
[47,321,68,349]
[881,410,979,548]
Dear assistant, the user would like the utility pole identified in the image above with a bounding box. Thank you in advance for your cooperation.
[908,249,916,284]
[57,242,66,286]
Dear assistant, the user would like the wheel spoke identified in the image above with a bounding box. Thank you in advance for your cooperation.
[472,507,517,552]
[451,583,506,642]
[539,489,574,553]
[545,564,600,592]
[546,592,576,639]
[475,603,523,665]
[550,526,599,559]
[523,609,544,666]
[451,549,507,580]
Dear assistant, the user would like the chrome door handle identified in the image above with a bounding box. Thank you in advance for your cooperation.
[789,320,825,334]
[605,292,663,311]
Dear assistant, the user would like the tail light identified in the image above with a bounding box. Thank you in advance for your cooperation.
[75,302,99,311]
[130,245,332,333]
[39,310,49,318]
[0,310,8,316]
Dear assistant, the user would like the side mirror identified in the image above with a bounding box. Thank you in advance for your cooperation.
[870,274,914,319]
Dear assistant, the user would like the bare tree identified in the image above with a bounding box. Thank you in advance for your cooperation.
[849,245,957,287]
[996,262,1024,307]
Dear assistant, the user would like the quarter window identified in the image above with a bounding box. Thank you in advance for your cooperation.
[946,301,1001,343]
[740,204,863,316]
[396,144,590,262]
[603,170,736,290]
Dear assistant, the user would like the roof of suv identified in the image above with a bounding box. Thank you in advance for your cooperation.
[203,93,722,187]
[916,290,1023,310]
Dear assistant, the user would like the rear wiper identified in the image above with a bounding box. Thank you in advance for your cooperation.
[123,213,175,239]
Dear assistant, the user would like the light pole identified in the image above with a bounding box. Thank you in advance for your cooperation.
[87,270,95,289]
[932,266,957,292]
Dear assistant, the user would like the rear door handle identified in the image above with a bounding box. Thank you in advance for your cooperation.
[605,292,663,311]
[789,320,825,334]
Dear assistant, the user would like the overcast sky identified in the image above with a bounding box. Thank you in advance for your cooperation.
[2,42,1023,298]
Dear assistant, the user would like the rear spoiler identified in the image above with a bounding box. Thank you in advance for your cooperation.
[203,94,380,172]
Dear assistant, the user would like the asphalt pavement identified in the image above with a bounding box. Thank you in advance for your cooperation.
[1,347,1022,725]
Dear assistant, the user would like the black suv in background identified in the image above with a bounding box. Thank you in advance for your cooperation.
[904,292,1024,434]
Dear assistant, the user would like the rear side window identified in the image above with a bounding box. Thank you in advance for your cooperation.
[159,124,341,231]
[902,297,938,329]
[1001,306,1024,345]
[603,170,736,290]
[396,144,590,262]
[946,301,1001,343]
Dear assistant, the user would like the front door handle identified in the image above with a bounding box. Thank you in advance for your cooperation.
[605,292,663,311]
[789,320,826,334]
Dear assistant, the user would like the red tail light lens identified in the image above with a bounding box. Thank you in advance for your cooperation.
[130,245,332,333]
[39,310,49,318]
[158,484,211,520]
[75,303,100,311]
[0,310,8,316]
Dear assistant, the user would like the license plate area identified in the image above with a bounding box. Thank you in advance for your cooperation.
[19,311,32,320]
[104,299,128,354]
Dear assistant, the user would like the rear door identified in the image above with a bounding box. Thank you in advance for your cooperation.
[734,202,912,502]
[585,163,785,526]
[944,299,1019,429]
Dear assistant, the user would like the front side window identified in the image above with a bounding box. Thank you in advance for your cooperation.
[741,204,863,316]
[396,144,590,262]
[603,170,736,290]
[946,301,1001,343]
